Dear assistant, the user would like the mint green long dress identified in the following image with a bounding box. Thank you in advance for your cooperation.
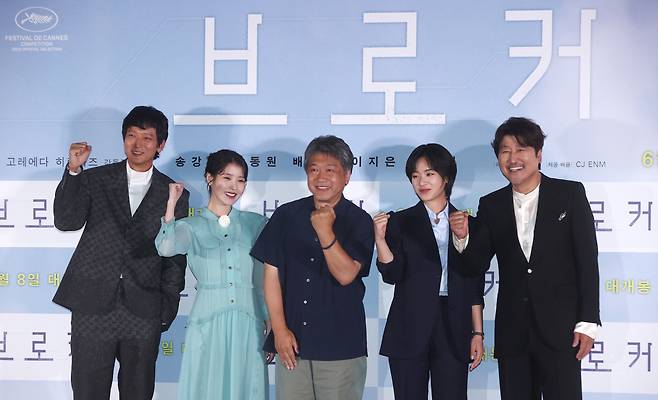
[155,207,269,400]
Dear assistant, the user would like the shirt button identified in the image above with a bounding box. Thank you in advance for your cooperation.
[230,299,235,303]
[306,278,310,283]
[527,268,533,274]
[227,248,231,252]
[224,234,228,238]
[303,300,307,304]
[310,257,315,262]
[229,282,233,286]
[302,321,307,326]
[228,266,232,270]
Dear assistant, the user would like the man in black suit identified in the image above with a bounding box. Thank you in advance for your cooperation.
[449,117,600,400]
[53,106,189,400]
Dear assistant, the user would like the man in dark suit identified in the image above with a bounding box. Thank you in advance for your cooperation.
[53,106,189,400]
[449,117,600,400]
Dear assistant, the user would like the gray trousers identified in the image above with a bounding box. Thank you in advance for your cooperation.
[275,356,367,400]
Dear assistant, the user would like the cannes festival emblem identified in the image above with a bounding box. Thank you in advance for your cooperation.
[15,7,59,32]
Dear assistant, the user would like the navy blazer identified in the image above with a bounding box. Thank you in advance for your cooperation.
[458,174,600,357]
[377,201,485,361]
[53,160,189,331]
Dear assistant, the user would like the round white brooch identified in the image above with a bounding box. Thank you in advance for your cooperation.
[218,215,231,228]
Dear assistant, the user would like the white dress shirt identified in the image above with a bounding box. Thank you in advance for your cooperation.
[426,203,450,296]
[513,185,539,261]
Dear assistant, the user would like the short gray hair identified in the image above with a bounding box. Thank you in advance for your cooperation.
[303,135,354,172]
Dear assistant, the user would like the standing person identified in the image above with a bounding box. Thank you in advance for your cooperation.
[155,149,271,400]
[449,117,600,400]
[53,105,189,399]
[374,143,485,400]
[251,135,374,400]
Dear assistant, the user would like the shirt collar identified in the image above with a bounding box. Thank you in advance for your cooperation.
[513,183,540,205]
[424,202,449,224]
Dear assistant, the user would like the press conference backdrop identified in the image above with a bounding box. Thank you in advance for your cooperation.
[1,0,656,398]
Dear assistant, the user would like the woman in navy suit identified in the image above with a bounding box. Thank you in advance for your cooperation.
[374,143,485,399]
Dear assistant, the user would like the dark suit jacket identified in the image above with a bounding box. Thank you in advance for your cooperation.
[53,160,189,332]
[377,202,485,361]
[459,174,600,357]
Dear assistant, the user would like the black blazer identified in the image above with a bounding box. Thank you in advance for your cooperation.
[52,160,189,332]
[377,202,484,361]
[459,174,600,357]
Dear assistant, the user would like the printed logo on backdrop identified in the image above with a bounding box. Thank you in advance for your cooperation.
[5,7,68,53]
[15,7,58,32]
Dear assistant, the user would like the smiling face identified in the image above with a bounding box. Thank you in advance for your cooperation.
[123,126,165,171]
[305,152,351,208]
[497,134,542,194]
[411,157,448,207]
[207,162,246,208]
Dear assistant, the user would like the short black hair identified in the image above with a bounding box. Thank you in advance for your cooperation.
[405,143,457,198]
[205,149,248,193]
[303,135,354,173]
[491,117,546,157]
[122,106,168,159]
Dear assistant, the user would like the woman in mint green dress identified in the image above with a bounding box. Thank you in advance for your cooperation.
[155,150,271,400]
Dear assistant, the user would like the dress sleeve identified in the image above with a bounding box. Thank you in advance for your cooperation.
[155,217,193,257]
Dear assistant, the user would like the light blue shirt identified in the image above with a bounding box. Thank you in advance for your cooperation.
[425,203,449,296]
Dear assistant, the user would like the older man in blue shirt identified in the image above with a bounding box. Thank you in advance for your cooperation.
[251,135,374,400]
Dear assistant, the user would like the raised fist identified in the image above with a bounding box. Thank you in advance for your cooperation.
[68,142,92,172]
[168,183,185,205]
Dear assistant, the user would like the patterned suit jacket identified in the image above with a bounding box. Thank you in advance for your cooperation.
[53,160,189,332]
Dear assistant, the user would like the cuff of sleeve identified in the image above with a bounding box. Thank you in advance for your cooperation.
[574,321,598,340]
[158,217,177,239]
[453,233,469,253]
[66,163,82,176]
[160,216,175,227]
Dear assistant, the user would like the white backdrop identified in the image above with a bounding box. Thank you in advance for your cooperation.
[1,1,657,399]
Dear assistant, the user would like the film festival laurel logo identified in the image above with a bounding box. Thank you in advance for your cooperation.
[5,6,68,52]
[15,7,59,32]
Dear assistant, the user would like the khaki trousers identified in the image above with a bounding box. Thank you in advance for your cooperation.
[275,356,367,400]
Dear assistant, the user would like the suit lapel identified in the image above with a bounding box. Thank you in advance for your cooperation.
[108,160,132,222]
[529,174,550,264]
[499,185,528,263]
[132,167,167,221]
[447,203,458,272]
[410,201,440,264]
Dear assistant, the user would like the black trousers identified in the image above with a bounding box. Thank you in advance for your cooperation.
[70,302,161,400]
[388,297,468,400]
[497,305,582,400]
